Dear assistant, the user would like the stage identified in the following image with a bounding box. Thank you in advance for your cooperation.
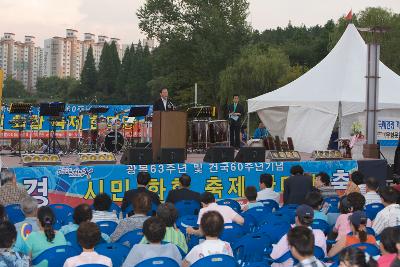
[3,150,388,207]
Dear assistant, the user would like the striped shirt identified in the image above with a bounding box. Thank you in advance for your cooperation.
[364,191,382,206]
[110,214,149,242]
[295,256,326,267]
[372,204,400,235]
[140,226,188,253]
[91,210,119,224]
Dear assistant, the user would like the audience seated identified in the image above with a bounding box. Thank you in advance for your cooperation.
[314,172,337,198]
[63,222,112,267]
[283,165,314,205]
[345,171,366,195]
[0,221,30,267]
[0,169,29,206]
[271,204,326,267]
[165,174,201,204]
[91,193,119,223]
[372,186,400,235]
[287,226,326,267]
[257,173,280,204]
[305,191,328,222]
[26,206,67,267]
[14,196,39,254]
[140,203,188,253]
[121,172,160,211]
[182,211,233,267]
[339,247,377,267]
[242,186,264,211]
[364,177,382,205]
[122,216,182,267]
[332,192,370,240]
[377,227,398,266]
[186,192,244,236]
[328,211,376,257]
[111,192,151,242]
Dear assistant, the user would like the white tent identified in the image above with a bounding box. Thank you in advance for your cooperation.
[247,24,400,153]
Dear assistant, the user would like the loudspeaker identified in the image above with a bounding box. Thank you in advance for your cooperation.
[120,148,153,165]
[287,137,294,150]
[235,147,266,162]
[274,136,282,151]
[159,148,186,163]
[203,147,235,163]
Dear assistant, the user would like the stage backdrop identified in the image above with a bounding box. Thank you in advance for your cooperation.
[1,104,152,139]
[13,160,358,207]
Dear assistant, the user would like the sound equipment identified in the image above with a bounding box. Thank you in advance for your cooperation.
[79,153,116,165]
[311,150,343,160]
[266,136,275,150]
[22,154,61,166]
[287,137,295,150]
[235,147,266,163]
[274,136,282,151]
[159,148,186,164]
[203,147,235,163]
[268,151,301,161]
[120,148,153,165]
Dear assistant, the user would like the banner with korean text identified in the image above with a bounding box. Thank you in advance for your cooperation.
[13,160,358,207]
[377,117,400,147]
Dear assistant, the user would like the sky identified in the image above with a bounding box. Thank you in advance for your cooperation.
[1,0,400,46]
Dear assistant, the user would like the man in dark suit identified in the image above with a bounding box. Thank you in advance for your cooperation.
[121,172,161,211]
[153,88,175,112]
[227,94,244,149]
[283,165,314,205]
[166,174,201,204]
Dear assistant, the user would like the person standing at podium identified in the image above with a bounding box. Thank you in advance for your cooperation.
[227,94,244,149]
[153,88,175,112]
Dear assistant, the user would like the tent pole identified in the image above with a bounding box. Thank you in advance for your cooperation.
[338,101,342,138]
[247,113,250,139]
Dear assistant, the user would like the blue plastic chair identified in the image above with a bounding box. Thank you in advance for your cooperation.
[243,207,273,226]
[257,221,290,244]
[323,196,340,213]
[259,199,279,212]
[217,199,241,213]
[32,245,80,267]
[365,203,384,221]
[65,231,82,251]
[220,223,245,244]
[116,228,144,248]
[232,233,272,265]
[176,215,199,233]
[174,200,200,217]
[242,213,258,233]
[95,242,130,267]
[96,221,118,236]
[49,204,74,226]
[243,262,270,267]
[77,265,109,267]
[278,204,298,224]
[136,257,180,267]
[191,254,238,267]
[312,219,331,235]
[348,242,380,256]
[272,246,325,264]
[264,212,291,225]
[5,204,25,224]
[122,203,157,218]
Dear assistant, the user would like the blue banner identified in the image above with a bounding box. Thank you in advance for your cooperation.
[13,160,358,206]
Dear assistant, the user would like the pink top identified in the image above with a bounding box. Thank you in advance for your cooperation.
[377,254,397,267]
[334,213,372,240]
[63,251,112,267]
[197,203,239,224]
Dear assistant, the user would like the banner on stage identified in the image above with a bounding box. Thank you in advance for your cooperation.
[377,117,400,147]
[1,104,152,139]
[13,160,358,207]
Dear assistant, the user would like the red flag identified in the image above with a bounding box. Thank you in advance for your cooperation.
[345,9,353,21]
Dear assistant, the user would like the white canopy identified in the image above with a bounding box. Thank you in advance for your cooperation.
[248,24,400,153]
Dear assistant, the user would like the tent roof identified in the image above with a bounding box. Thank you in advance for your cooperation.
[248,24,400,115]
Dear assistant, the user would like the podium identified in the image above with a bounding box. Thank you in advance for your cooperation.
[152,111,187,162]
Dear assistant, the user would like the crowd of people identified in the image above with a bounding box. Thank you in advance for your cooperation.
[1,167,400,266]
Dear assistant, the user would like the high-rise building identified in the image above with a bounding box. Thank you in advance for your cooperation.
[0,33,43,92]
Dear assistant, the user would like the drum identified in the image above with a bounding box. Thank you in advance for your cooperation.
[103,131,125,152]
[190,120,210,149]
[209,120,229,144]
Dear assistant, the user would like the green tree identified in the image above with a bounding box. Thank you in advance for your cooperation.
[3,76,26,98]
[115,46,131,101]
[36,77,77,101]
[97,42,121,100]
[79,46,97,98]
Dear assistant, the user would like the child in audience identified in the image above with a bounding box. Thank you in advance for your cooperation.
[345,171,366,195]
[0,221,30,267]
[287,226,326,267]
[182,211,233,267]
[91,193,119,223]
[339,247,377,267]
[328,211,376,257]
[332,192,370,240]
[26,206,67,267]
[63,222,112,267]
[377,227,398,267]
[305,191,328,222]
[122,216,181,266]
[364,177,382,205]
[242,186,264,211]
